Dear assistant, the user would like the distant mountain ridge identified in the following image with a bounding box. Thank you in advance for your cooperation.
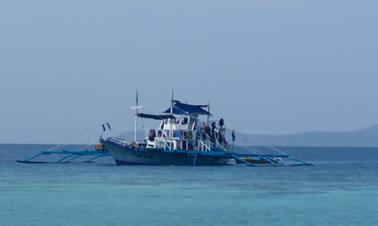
[236,124,378,147]
[117,124,378,147]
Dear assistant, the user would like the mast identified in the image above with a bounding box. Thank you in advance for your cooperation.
[170,91,174,138]
[134,89,139,143]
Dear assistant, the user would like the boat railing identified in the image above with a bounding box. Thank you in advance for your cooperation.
[164,140,172,151]
[198,131,231,152]
[155,137,176,151]
[198,139,211,152]
[108,137,129,146]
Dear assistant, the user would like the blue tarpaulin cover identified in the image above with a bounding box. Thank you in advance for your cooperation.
[137,113,175,120]
[163,101,211,115]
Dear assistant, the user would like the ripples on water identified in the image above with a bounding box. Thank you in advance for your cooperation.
[1,144,378,226]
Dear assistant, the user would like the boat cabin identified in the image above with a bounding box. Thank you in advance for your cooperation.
[137,100,231,152]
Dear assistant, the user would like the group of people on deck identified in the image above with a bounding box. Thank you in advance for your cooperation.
[200,119,227,146]
[147,117,235,150]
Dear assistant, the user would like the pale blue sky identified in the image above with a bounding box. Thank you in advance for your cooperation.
[1,0,377,143]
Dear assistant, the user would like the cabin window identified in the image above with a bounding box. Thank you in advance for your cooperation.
[182,117,188,125]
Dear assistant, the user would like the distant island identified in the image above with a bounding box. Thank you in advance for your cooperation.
[235,124,378,147]
[118,124,378,147]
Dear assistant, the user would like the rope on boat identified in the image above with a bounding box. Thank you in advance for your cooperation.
[46,108,131,152]
[218,120,312,166]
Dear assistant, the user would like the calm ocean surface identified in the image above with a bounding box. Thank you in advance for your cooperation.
[1,144,378,226]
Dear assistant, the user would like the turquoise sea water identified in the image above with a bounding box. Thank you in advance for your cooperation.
[1,144,378,226]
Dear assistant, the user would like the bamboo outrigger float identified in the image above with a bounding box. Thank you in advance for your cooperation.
[17,146,111,164]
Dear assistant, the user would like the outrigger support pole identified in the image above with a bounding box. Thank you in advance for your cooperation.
[230,152,313,167]
[23,153,44,162]
[85,155,106,163]
[245,147,283,166]
[63,154,82,163]
[231,154,256,167]
[17,150,111,164]
[287,157,313,166]
[56,154,75,163]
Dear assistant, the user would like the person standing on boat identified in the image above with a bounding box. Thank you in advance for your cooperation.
[204,124,210,140]
[218,119,225,144]
[211,122,216,143]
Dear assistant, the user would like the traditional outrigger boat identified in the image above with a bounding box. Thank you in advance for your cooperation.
[101,94,312,167]
[17,92,312,167]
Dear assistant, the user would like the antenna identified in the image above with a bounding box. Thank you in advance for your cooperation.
[136,88,139,106]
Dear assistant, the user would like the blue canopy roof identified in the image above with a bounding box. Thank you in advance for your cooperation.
[163,101,211,115]
[137,113,175,120]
